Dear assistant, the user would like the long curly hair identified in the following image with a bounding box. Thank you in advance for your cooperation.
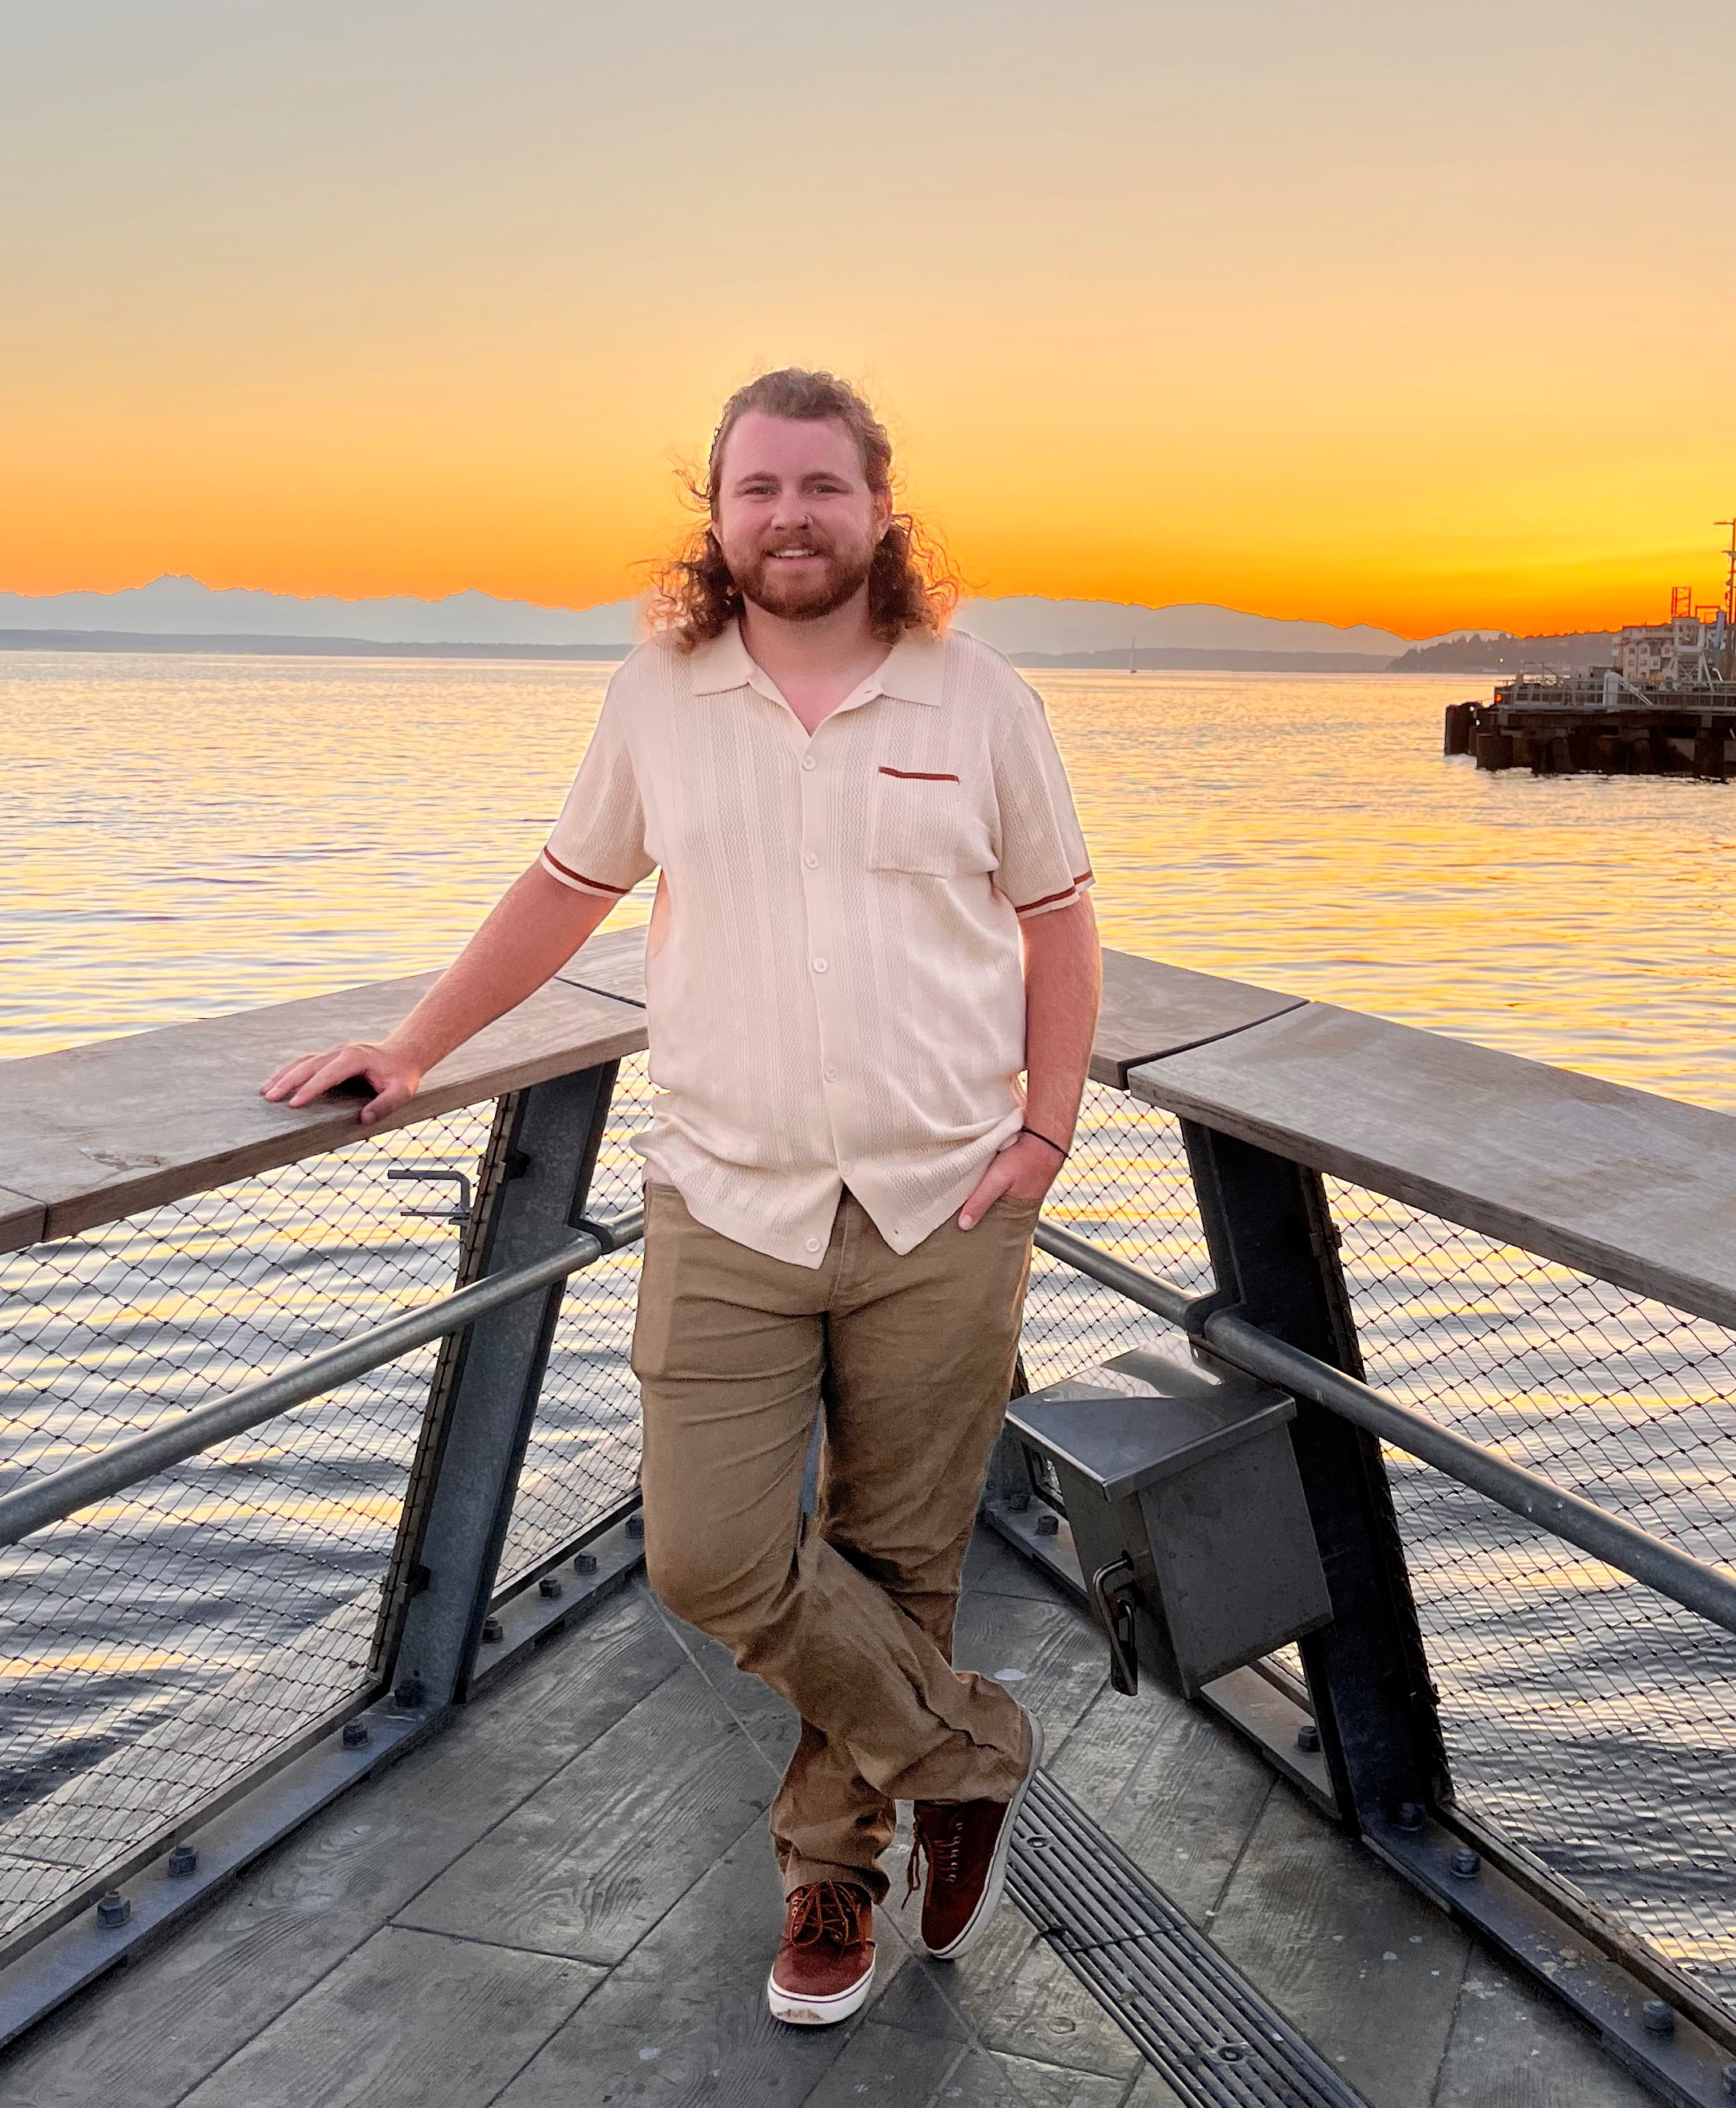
[647,369,959,650]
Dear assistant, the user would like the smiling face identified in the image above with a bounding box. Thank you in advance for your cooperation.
[711,410,893,624]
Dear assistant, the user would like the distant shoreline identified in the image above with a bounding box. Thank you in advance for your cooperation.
[1009,646,1399,673]
[0,629,633,662]
[0,627,1410,674]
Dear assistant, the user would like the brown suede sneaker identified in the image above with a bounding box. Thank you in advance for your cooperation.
[906,1711,1043,1960]
[766,1880,876,2026]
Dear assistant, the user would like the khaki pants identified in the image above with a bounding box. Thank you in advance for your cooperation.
[632,1182,1037,1902]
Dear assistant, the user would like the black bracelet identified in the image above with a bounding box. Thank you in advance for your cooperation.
[1021,1125,1070,1162]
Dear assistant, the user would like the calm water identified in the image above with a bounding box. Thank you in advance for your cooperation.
[2,651,1733,1996]
[5,650,1735,1107]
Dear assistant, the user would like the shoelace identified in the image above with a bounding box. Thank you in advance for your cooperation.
[786,1880,866,1951]
[904,1807,966,1905]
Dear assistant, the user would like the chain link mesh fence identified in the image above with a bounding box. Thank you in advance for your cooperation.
[0,1058,653,1952]
[1019,1083,1214,1390]
[1009,1098,1735,2016]
[6,1046,1732,2032]
[1328,1178,1736,2012]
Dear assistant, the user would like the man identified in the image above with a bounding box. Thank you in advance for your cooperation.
[263,369,1100,2027]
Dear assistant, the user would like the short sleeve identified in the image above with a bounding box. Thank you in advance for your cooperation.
[540,680,658,901]
[990,682,1094,918]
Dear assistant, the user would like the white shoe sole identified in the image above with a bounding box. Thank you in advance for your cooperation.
[765,1954,876,2027]
[926,1712,1044,1962]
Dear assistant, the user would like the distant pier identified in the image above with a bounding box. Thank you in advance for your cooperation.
[1446,691,1736,779]
[1446,561,1736,778]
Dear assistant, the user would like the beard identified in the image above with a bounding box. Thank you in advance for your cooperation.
[729,533,877,623]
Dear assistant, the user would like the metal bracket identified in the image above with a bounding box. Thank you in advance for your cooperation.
[1090,1556,1141,1696]
[1176,1285,1242,1339]
[386,1166,473,1223]
[575,1213,626,1257]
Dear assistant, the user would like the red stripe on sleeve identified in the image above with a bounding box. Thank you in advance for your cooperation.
[542,847,629,895]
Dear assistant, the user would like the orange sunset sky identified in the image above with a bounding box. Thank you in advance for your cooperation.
[5,2,1734,639]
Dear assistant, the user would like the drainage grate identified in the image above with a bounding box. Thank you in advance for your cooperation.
[1010,1771,1369,2108]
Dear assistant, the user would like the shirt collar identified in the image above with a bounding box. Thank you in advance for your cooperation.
[688,621,754,694]
[868,627,945,706]
[687,619,944,706]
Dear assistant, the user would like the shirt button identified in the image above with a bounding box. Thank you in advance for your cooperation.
[805,1236,822,1253]
[824,1064,839,1080]
[803,852,818,869]
[801,755,817,772]
[812,958,828,973]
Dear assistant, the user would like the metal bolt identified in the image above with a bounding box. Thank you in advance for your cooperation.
[1006,1491,1031,1512]
[394,1673,426,1709]
[573,1552,598,1575]
[1720,2061,1736,2098]
[342,1720,371,1748]
[96,1890,131,1929]
[481,1615,504,1643]
[1395,1801,1426,1833]
[1220,2044,1246,2063]
[1295,1723,1320,1753]
[1449,1847,1481,1879]
[1641,1999,1675,2037]
[167,1844,198,1878]
[626,1512,646,1540]
[1035,1512,1060,1539]
[539,1575,564,1600]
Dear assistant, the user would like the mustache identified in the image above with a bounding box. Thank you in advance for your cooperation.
[753,533,834,556]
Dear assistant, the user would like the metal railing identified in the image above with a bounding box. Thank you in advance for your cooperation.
[1009,1080,1736,2105]
[1032,1201,1735,1637]
[0,1206,643,1551]
[2,987,1734,2102]
[0,1054,654,1993]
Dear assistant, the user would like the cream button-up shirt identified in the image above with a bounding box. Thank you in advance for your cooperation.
[540,619,1093,1267]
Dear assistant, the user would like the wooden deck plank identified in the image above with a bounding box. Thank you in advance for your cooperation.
[640,1607,803,1773]
[799,2019,969,2102]
[434,1583,690,1787]
[655,1582,1144,2087]
[1043,1680,1278,1924]
[1091,951,1304,1088]
[1121,2071,1191,2107]
[1206,1780,1471,2108]
[1130,1000,1736,1328]
[952,1928,1152,2083]
[926,2045,1136,2106]
[962,1526,1070,1604]
[872,1852,1146,2083]
[1431,1961,1653,2107]
[0,1589,681,2108]
[490,1826,916,2108]
[0,1541,1668,2108]
[0,973,647,1243]
[177,1924,600,2108]
[951,1587,1112,1745]
[394,1662,776,1964]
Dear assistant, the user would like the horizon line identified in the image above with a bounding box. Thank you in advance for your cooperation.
[0,574,1506,645]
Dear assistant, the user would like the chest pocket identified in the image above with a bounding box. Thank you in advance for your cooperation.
[866,765,985,879]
